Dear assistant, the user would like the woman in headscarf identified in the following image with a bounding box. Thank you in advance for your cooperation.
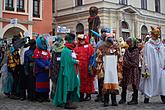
[74,34,94,101]
[33,36,51,102]
[119,37,140,105]
[50,36,64,99]
[53,33,80,109]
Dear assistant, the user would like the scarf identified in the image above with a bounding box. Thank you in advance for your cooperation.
[52,44,64,53]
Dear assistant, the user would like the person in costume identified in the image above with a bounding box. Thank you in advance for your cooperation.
[24,39,36,101]
[7,35,21,99]
[94,27,111,102]
[74,34,94,101]
[53,33,80,109]
[50,36,64,99]
[119,37,140,105]
[96,37,119,107]
[33,36,51,102]
[139,26,165,104]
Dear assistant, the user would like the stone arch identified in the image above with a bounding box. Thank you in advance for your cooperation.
[2,24,28,39]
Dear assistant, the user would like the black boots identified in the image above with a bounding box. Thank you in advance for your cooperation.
[161,95,165,104]
[144,97,149,104]
[104,93,118,107]
[80,92,84,102]
[111,94,118,106]
[84,94,91,101]
[104,93,109,107]
[119,90,126,104]
[127,90,138,105]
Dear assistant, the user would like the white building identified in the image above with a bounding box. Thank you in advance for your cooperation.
[53,0,165,41]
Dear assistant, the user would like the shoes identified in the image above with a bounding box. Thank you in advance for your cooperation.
[160,96,165,104]
[144,98,149,104]
[9,95,20,100]
[20,97,26,101]
[83,95,91,101]
[104,102,109,107]
[119,99,126,104]
[127,100,138,105]
[111,101,118,106]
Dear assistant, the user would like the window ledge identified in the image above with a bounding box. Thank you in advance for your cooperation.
[33,17,42,21]
[3,10,28,16]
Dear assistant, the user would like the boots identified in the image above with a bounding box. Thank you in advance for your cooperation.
[127,90,138,105]
[119,90,126,104]
[160,95,165,104]
[80,92,84,102]
[104,93,109,107]
[84,94,91,101]
[144,97,149,104]
[111,94,118,106]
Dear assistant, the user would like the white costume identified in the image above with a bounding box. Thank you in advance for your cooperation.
[139,38,165,97]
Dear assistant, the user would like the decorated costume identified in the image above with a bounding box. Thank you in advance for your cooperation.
[74,34,94,101]
[50,36,64,99]
[53,33,80,109]
[33,36,51,102]
[139,27,165,104]
[119,37,140,105]
[96,37,119,106]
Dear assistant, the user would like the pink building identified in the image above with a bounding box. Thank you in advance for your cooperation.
[0,0,52,39]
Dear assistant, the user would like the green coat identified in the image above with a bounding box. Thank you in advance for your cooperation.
[53,46,80,107]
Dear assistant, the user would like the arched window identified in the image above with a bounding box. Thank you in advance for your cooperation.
[121,21,129,41]
[141,25,148,41]
[122,21,129,29]
[76,23,84,34]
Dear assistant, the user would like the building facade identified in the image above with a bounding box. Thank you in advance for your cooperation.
[0,0,52,39]
[53,0,165,40]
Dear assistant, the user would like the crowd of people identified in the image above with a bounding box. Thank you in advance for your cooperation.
[0,26,165,109]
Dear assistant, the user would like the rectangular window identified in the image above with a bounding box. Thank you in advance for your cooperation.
[33,0,40,17]
[119,0,127,5]
[17,0,25,12]
[155,0,160,13]
[5,0,14,11]
[75,0,83,6]
[141,0,147,10]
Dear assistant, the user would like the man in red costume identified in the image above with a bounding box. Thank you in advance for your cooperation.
[74,34,94,101]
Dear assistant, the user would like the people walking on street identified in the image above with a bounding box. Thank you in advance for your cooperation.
[96,36,119,107]
[33,36,51,102]
[53,33,80,109]
[119,37,140,105]
[139,26,165,104]
[74,34,94,101]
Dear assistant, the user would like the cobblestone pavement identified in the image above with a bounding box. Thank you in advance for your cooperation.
[0,90,165,110]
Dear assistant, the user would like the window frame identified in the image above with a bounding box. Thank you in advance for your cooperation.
[33,0,40,18]
[75,0,83,6]
[5,0,14,11]
[155,0,161,13]
[119,0,127,5]
[141,0,147,10]
[17,0,25,12]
